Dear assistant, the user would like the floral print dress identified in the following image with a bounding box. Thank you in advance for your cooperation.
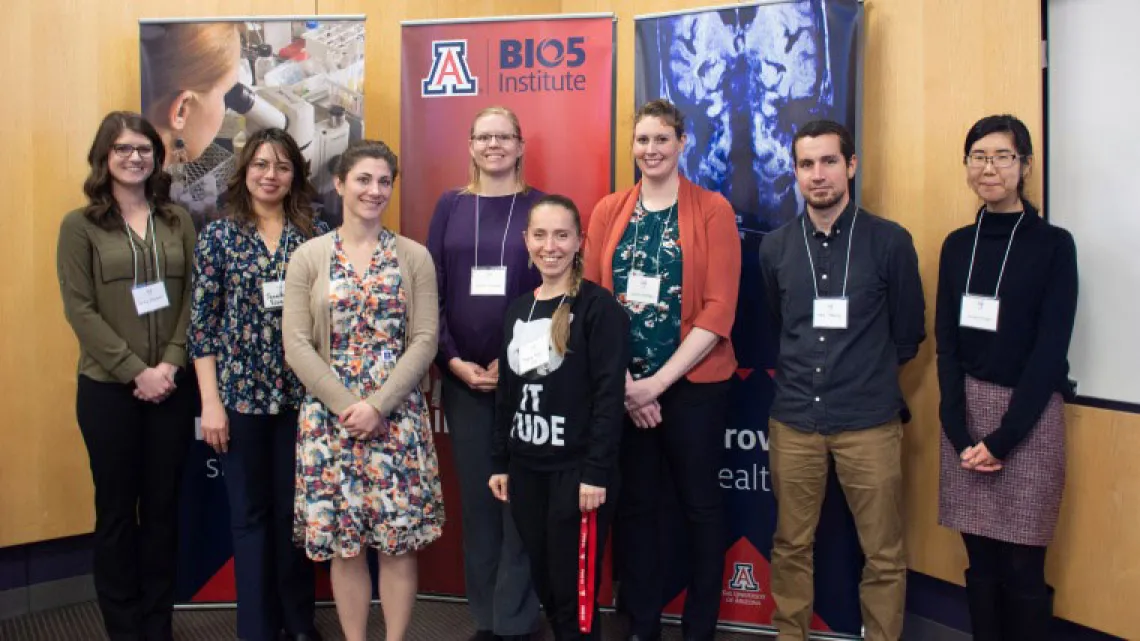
[612,199,684,380]
[294,230,444,560]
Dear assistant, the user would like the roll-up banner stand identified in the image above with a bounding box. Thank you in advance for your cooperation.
[635,1,866,636]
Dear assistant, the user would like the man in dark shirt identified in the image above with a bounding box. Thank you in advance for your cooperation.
[759,120,925,641]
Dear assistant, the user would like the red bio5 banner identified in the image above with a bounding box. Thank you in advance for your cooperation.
[399,14,615,243]
[400,14,615,599]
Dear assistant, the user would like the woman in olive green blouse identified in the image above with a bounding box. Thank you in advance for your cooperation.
[56,111,197,641]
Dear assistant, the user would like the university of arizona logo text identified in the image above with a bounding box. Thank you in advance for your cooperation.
[728,562,760,592]
[421,40,478,97]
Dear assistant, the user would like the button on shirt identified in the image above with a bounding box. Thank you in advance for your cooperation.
[759,202,926,433]
[189,218,328,414]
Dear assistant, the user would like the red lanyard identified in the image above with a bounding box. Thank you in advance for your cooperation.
[578,511,598,633]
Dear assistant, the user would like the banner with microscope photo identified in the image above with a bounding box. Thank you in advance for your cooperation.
[636,1,865,635]
[400,14,615,597]
[138,15,366,604]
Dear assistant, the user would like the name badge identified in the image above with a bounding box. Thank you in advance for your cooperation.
[519,337,549,373]
[380,349,397,363]
[132,282,170,315]
[960,294,1000,332]
[812,297,849,329]
[471,266,507,297]
[625,271,661,306]
[262,280,285,310]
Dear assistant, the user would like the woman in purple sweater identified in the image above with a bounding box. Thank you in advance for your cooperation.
[426,106,545,641]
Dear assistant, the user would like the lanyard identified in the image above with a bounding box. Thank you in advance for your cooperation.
[123,210,161,287]
[474,192,518,268]
[801,207,859,299]
[577,510,598,633]
[526,290,567,322]
[264,224,292,282]
[964,210,1024,298]
[632,197,676,274]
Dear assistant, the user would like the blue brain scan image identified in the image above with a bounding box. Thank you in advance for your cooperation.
[638,0,859,235]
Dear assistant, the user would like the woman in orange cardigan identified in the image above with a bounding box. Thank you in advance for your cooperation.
[585,99,741,641]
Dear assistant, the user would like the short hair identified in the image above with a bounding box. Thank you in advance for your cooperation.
[792,119,856,164]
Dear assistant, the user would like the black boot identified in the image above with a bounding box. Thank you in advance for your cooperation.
[1002,585,1054,641]
[964,568,1003,641]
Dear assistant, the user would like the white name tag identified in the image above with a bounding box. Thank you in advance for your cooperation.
[380,349,396,363]
[812,297,849,329]
[262,280,285,310]
[471,267,507,297]
[519,337,549,373]
[625,271,661,305]
[960,294,1000,332]
[132,282,170,315]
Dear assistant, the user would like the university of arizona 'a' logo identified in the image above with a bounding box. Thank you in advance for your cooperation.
[728,562,760,592]
[421,40,478,97]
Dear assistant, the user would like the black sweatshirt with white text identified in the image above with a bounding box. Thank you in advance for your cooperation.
[491,279,629,488]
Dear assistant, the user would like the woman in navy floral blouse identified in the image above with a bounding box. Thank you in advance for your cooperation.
[189,128,327,641]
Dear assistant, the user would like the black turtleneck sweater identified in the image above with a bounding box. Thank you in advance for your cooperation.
[935,203,1078,459]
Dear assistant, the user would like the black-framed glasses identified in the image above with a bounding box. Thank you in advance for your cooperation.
[965,152,1018,169]
[470,133,520,145]
[112,144,155,158]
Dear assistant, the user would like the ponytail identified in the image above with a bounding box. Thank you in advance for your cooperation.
[550,252,583,356]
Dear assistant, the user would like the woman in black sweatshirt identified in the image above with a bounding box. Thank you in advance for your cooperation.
[936,114,1078,641]
[489,194,629,640]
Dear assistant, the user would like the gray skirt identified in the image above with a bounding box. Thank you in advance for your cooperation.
[938,375,1066,546]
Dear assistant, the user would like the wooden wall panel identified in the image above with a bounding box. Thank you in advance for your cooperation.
[0,0,317,547]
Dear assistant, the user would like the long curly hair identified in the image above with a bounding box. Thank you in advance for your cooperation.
[82,111,175,230]
[223,128,318,238]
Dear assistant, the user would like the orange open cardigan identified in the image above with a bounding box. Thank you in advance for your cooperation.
[584,176,741,383]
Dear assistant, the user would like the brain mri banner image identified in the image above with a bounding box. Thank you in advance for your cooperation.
[634,1,865,634]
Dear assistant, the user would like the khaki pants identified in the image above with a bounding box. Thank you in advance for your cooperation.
[769,418,906,641]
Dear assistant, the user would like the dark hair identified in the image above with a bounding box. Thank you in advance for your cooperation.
[634,99,686,139]
[792,119,856,164]
[83,111,174,230]
[336,139,399,182]
[963,114,1034,201]
[527,194,583,356]
[224,128,317,238]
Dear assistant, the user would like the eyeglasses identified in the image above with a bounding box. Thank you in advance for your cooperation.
[112,144,155,158]
[965,152,1018,169]
[470,133,520,145]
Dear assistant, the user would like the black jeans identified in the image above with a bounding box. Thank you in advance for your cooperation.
[223,410,316,641]
[76,374,195,641]
[613,380,729,641]
[509,464,618,641]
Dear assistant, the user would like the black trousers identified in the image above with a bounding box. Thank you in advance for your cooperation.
[963,533,1047,593]
[223,410,316,641]
[613,380,729,641]
[509,464,617,641]
[76,374,195,641]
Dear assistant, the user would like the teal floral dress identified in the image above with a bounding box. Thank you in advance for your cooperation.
[294,230,444,560]
[612,199,684,379]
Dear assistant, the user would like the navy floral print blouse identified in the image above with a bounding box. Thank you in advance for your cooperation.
[189,217,328,414]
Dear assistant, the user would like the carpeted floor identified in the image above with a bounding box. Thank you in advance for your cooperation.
[0,600,768,640]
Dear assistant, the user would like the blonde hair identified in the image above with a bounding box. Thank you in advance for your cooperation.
[528,195,583,356]
[464,106,529,194]
[140,23,241,127]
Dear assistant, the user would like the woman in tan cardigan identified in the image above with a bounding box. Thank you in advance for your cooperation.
[283,140,444,641]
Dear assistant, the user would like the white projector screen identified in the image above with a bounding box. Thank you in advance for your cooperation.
[1047,0,1140,407]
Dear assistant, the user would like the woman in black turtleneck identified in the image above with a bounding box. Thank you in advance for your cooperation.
[936,114,1078,641]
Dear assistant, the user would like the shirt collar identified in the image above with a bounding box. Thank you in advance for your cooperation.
[804,199,857,240]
